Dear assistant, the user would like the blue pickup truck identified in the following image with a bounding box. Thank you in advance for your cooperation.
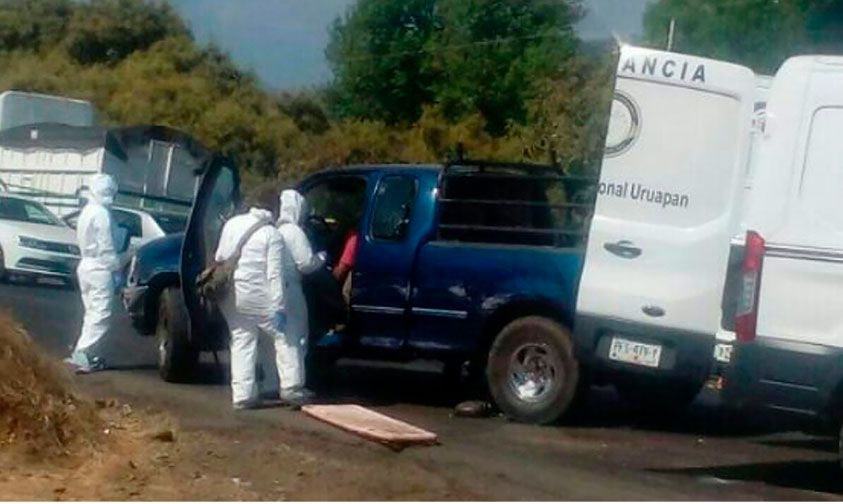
[124,156,597,423]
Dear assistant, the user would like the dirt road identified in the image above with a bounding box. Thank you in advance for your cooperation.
[2,280,842,500]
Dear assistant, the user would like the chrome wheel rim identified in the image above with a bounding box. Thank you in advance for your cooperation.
[507,343,558,403]
[158,337,168,367]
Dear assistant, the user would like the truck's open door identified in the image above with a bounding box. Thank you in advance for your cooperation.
[576,46,756,382]
[180,156,240,347]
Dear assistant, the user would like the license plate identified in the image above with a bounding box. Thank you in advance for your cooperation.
[609,337,662,368]
[713,343,733,363]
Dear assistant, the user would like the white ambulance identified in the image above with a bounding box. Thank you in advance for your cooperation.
[575,45,758,406]
[724,55,843,464]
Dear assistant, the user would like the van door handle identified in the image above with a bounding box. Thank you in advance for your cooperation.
[604,240,641,259]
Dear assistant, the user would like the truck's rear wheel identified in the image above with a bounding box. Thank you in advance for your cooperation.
[486,316,579,424]
[156,287,197,382]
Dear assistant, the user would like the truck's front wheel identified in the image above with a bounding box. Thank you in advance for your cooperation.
[486,316,579,424]
[156,287,197,382]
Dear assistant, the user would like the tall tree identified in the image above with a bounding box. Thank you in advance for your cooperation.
[326,0,583,134]
[326,0,438,125]
[643,0,843,74]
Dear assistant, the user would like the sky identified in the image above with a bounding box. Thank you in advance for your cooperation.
[168,0,655,91]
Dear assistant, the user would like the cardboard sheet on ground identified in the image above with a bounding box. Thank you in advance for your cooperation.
[302,404,438,449]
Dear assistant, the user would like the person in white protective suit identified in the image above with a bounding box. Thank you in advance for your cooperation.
[65,174,122,373]
[276,189,325,405]
[215,189,285,410]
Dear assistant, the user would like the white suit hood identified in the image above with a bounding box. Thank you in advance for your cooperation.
[89,174,118,207]
[278,190,307,226]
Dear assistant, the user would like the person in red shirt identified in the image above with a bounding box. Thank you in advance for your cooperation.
[334,229,358,304]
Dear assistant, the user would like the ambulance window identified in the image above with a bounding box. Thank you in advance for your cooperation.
[800,107,843,232]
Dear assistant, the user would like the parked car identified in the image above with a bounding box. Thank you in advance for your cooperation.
[723,54,843,467]
[62,205,187,255]
[0,194,80,282]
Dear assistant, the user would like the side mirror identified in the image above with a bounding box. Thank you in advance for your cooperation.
[114,225,130,254]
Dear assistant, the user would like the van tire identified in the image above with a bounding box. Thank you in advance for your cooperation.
[156,287,197,382]
[486,316,579,424]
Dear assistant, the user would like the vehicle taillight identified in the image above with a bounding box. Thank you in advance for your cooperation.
[736,231,765,342]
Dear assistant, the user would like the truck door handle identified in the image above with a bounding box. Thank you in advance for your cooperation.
[604,240,641,259]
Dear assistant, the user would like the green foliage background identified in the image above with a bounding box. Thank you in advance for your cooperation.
[0,0,613,196]
[643,0,843,75]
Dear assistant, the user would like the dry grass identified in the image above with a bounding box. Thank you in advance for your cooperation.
[0,311,100,458]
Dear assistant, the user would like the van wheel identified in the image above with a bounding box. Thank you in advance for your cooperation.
[486,316,579,424]
[156,287,197,382]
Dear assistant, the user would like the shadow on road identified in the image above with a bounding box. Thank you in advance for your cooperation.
[652,459,842,496]
[312,360,458,409]
[308,360,808,441]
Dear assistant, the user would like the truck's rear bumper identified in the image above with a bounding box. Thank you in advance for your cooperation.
[574,315,714,387]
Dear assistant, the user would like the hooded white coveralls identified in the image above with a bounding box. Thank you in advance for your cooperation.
[215,208,285,406]
[276,190,325,395]
[72,174,121,361]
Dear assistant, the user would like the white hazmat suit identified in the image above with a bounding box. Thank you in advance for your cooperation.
[276,190,325,399]
[68,174,121,372]
[215,208,284,408]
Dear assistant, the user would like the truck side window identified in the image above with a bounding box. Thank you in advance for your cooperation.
[371,175,416,241]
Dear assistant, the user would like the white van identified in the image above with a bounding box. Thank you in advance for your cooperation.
[725,55,843,458]
[575,45,758,405]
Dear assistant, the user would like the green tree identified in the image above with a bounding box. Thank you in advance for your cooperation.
[327,0,583,134]
[643,0,843,74]
[429,0,581,134]
[65,0,189,65]
[0,0,72,52]
[326,0,438,125]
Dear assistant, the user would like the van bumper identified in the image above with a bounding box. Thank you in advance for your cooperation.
[724,338,843,428]
[574,315,714,387]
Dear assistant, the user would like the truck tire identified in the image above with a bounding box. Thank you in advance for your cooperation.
[486,316,579,424]
[156,287,197,382]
